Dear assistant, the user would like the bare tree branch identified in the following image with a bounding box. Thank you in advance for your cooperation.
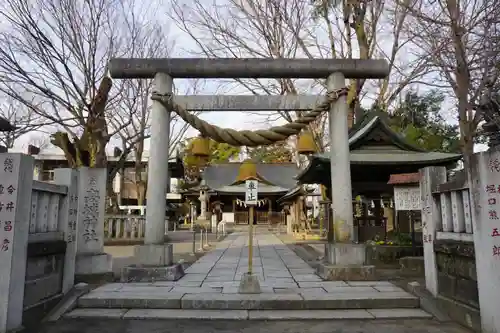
[0,93,49,148]
[169,0,428,154]
[400,0,500,157]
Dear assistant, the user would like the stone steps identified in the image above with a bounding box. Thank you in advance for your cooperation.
[65,308,433,320]
[77,290,420,310]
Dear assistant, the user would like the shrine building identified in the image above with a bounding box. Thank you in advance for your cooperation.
[181,160,309,225]
[296,111,462,241]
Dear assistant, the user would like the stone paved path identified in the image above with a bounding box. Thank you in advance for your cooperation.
[60,232,468,326]
[186,231,325,291]
[81,232,421,295]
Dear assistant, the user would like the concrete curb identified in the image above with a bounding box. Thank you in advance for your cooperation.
[42,283,92,322]
[392,280,451,322]
[64,308,433,321]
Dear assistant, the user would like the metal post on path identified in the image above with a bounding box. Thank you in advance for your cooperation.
[198,228,204,252]
[192,228,196,255]
[238,179,261,293]
[248,204,255,274]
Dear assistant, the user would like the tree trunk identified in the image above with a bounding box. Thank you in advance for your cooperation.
[346,3,369,126]
[106,181,120,213]
[136,180,146,206]
[50,77,112,168]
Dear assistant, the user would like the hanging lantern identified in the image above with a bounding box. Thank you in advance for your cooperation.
[370,200,375,208]
[235,159,258,182]
[380,199,385,208]
[297,131,317,155]
[191,135,210,157]
[196,154,209,167]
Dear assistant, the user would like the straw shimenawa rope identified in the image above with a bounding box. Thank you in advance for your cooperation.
[151,88,348,147]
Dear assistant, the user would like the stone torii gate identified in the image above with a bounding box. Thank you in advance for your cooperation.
[109,58,389,281]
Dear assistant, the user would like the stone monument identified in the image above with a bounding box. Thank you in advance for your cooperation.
[467,86,500,333]
[74,167,113,282]
[0,154,33,332]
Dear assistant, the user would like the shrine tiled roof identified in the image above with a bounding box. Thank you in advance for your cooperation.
[296,112,462,184]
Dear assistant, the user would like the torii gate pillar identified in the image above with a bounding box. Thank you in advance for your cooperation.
[316,73,376,281]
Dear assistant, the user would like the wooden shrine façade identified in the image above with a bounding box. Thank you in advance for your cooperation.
[296,111,462,241]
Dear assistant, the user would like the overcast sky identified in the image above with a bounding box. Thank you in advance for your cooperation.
[5,0,488,154]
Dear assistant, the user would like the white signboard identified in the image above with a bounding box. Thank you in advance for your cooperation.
[394,185,421,211]
[245,180,258,205]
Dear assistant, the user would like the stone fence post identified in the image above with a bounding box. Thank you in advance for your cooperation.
[54,169,79,293]
[0,154,34,332]
[419,166,446,297]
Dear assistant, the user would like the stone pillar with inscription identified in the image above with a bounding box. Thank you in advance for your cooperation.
[0,154,34,332]
[419,166,447,297]
[54,169,80,293]
[469,148,500,333]
[74,167,112,282]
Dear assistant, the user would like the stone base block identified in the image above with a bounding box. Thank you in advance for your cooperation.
[195,219,210,230]
[78,287,419,310]
[121,263,185,282]
[65,308,432,320]
[316,263,376,281]
[238,273,261,294]
[134,244,173,266]
[399,256,425,275]
[75,253,112,276]
[325,243,366,265]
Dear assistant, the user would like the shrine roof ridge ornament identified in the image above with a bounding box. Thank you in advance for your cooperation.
[108,58,390,79]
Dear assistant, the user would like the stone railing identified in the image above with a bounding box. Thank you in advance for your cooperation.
[431,172,473,243]
[29,181,70,237]
[104,215,182,244]
[420,167,479,330]
[104,215,146,244]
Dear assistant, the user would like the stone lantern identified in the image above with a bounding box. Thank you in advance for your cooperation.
[211,201,224,235]
[198,180,210,221]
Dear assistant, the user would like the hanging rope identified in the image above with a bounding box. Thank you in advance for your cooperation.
[151,88,348,147]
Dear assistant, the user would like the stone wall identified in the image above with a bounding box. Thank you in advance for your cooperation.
[23,240,66,325]
[434,239,478,309]
[365,245,423,267]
